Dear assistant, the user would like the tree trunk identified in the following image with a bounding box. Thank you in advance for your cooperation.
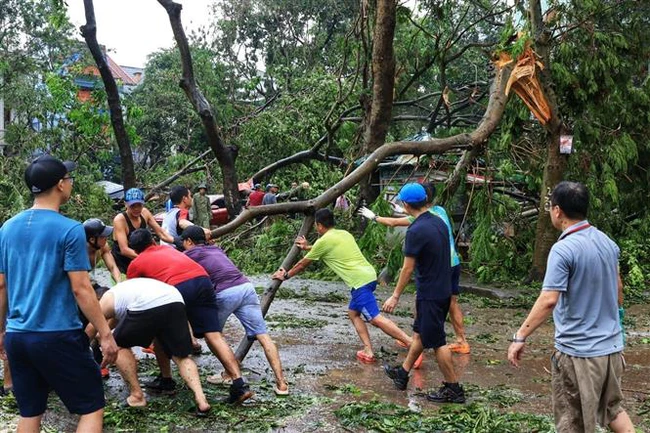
[158,0,241,217]
[360,0,397,205]
[529,0,568,279]
[80,0,136,189]
[530,129,566,279]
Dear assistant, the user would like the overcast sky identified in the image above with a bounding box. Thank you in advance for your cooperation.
[66,0,214,67]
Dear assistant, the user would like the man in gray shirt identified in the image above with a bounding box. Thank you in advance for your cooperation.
[507,181,634,433]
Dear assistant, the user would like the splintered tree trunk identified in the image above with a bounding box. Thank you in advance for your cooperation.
[529,0,568,279]
[530,130,566,279]
[80,0,136,189]
[360,0,397,205]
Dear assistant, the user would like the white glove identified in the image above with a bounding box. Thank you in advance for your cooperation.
[358,206,377,221]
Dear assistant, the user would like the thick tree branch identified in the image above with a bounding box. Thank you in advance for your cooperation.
[80,0,136,189]
[234,215,315,361]
[158,0,241,217]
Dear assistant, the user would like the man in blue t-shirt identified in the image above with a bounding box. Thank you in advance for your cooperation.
[383,183,465,403]
[0,155,118,433]
[508,182,634,432]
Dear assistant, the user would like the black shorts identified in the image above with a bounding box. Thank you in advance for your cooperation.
[451,265,461,296]
[175,276,220,337]
[413,298,451,349]
[5,330,105,417]
[113,302,193,358]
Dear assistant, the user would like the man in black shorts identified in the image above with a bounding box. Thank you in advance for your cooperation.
[88,278,211,415]
[382,183,465,403]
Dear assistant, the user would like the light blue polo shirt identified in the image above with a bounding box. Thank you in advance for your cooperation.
[0,209,91,332]
[542,220,623,357]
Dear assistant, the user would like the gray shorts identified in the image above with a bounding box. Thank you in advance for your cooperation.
[216,282,267,339]
[551,350,625,432]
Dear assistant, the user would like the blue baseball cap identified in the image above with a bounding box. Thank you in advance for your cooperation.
[396,183,427,204]
[124,188,145,206]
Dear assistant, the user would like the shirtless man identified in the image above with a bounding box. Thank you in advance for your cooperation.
[111,188,174,274]
[83,218,121,284]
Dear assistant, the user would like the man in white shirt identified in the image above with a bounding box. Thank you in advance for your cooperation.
[87,278,210,416]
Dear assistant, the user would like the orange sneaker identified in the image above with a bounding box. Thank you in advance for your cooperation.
[142,344,155,354]
[413,353,424,369]
[448,342,470,354]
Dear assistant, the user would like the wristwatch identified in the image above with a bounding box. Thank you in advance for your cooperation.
[512,333,526,343]
[283,270,291,280]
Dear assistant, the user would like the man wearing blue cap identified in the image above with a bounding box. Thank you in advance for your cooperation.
[111,187,174,273]
[383,183,465,403]
[0,155,118,432]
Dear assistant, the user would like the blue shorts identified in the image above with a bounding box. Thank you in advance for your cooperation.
[5,330,105,417]
[175,276,220,337]
[451,264,461,296]
[349,281,380,321]
[216,282,267,340]
[413,298,451,349]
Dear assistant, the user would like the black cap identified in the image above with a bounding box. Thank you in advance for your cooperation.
[181,225,207,244]
[83,218,113,240]
[24,155,76,194]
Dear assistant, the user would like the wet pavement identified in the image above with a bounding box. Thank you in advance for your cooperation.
[2,273,649,432]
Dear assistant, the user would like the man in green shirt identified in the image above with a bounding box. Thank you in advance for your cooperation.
[191,183,211,229]
[273,208,417,365]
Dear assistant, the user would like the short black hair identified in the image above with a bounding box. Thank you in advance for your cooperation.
[405,199,428,210]
[170,185,190,205]
[315,208,335,228]
[421,182,436,204]
[550,181,589,220]
[128,228,154,253]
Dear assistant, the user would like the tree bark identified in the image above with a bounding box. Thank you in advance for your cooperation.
[80,0,136,189]
[529,0,568,280]
[157,0,241,217]
[360,0,397,206]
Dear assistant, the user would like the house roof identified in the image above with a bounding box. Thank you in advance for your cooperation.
[106,55,138,86]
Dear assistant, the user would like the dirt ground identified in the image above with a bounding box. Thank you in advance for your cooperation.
[1,275,649,432]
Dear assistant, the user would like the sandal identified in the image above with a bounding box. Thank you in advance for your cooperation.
[274,383,289,396]
[195,407,211,418]
[356,350,376,363]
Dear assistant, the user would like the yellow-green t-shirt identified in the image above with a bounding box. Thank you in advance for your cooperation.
[305,229,376,289]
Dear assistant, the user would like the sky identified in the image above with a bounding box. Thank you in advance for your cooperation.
[66,0,215,68]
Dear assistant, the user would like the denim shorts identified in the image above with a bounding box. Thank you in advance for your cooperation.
[216,282,267,340]
[349,281,380,321]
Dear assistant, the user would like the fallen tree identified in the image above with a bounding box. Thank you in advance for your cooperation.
[231,59,515,361]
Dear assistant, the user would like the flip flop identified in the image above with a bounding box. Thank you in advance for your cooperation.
[356,350,376,363]
[195,407,211,418]
[274,384,289,396]
[118,398,147,410]
[395,339,409,348]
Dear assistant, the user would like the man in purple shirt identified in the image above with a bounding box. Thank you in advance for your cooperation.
[181,226,288,395]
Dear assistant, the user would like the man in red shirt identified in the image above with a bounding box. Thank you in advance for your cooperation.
[126,229,253,404]
[246,184,265,207]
